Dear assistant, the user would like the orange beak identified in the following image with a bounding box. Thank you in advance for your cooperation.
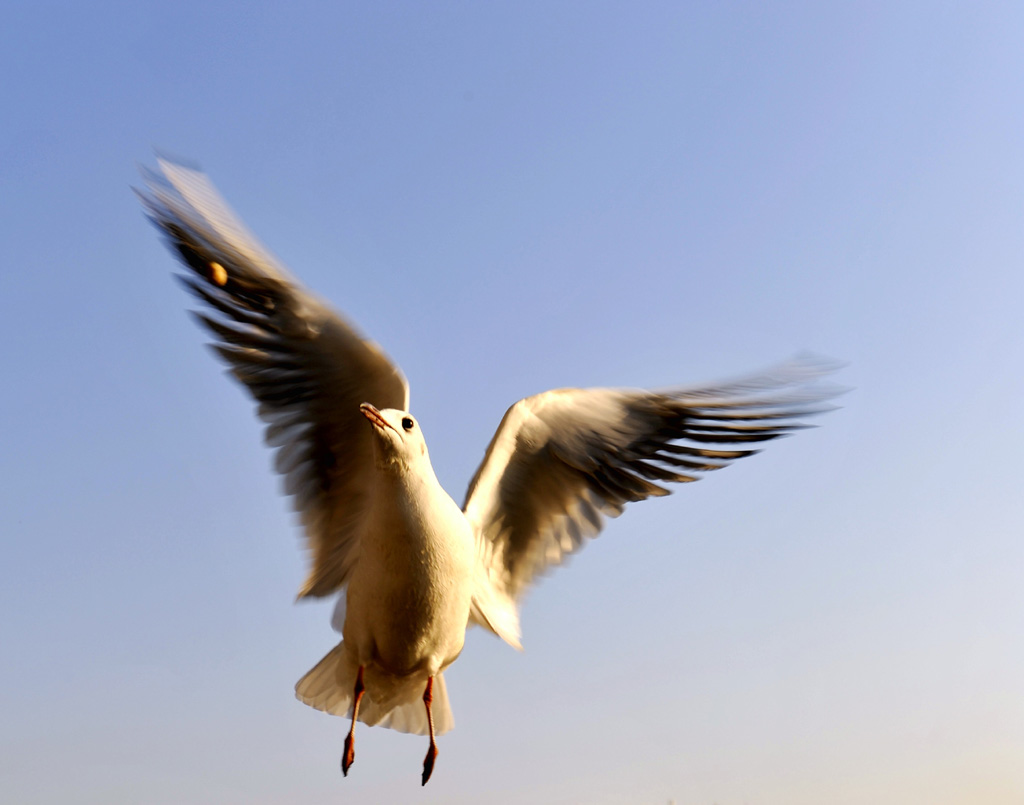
[359,402,398,434]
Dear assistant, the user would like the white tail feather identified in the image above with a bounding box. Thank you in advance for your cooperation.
[294,641,454,736]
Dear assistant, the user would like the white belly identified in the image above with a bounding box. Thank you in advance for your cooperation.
[342,486,476,679]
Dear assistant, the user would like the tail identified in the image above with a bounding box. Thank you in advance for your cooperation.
[295,641,454,736]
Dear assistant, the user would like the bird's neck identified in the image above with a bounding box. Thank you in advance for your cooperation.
[373,460,445,524]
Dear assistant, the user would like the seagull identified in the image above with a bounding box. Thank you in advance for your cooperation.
[137,158,839,786]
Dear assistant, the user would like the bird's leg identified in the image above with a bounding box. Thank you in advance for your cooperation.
[421,675,438,786]
[341,665,365,777]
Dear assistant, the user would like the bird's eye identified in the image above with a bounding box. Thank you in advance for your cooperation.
[401,417,414,431]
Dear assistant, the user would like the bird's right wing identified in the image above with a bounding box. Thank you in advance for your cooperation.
[138,159,409,598]
[463,360,840,647]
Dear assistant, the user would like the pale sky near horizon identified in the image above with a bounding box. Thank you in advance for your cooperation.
[2,2,1023,803]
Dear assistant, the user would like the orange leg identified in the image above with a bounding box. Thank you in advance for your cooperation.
[421,675,438,786]
[341,665,365,777]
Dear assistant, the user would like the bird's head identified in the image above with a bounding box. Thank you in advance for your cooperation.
[359,402,429,471]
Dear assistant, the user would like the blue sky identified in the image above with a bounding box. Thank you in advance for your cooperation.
[2,2,1023,803]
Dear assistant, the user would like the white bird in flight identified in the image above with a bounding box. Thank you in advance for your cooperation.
[138,158,839,786]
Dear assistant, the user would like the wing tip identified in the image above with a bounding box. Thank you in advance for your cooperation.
[152,148,204,173]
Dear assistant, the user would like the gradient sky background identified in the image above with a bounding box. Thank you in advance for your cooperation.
[2,2,1023,803]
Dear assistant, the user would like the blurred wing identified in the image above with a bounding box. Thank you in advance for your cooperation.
[464,360,839,612]
[138,158,409,598]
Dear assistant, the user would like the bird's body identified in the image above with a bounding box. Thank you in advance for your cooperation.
[350,427,469,676]
[137,158,839,784]
[344,462,472,683]
[316,410,475,733]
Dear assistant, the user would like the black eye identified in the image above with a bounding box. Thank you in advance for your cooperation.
[401,417,414,431]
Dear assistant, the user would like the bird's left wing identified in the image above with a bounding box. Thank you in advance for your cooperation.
[463,361,838,646]
[137,158,409,598]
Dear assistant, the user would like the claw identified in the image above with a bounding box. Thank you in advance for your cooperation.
[341,665,365,778]
[422,742,438,786]
[341,732,355,776]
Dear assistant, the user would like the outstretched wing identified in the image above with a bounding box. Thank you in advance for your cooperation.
[464,360,839,644]
[138,158,408,598]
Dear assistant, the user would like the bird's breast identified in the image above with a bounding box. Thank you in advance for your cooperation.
[343,478,476,676]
